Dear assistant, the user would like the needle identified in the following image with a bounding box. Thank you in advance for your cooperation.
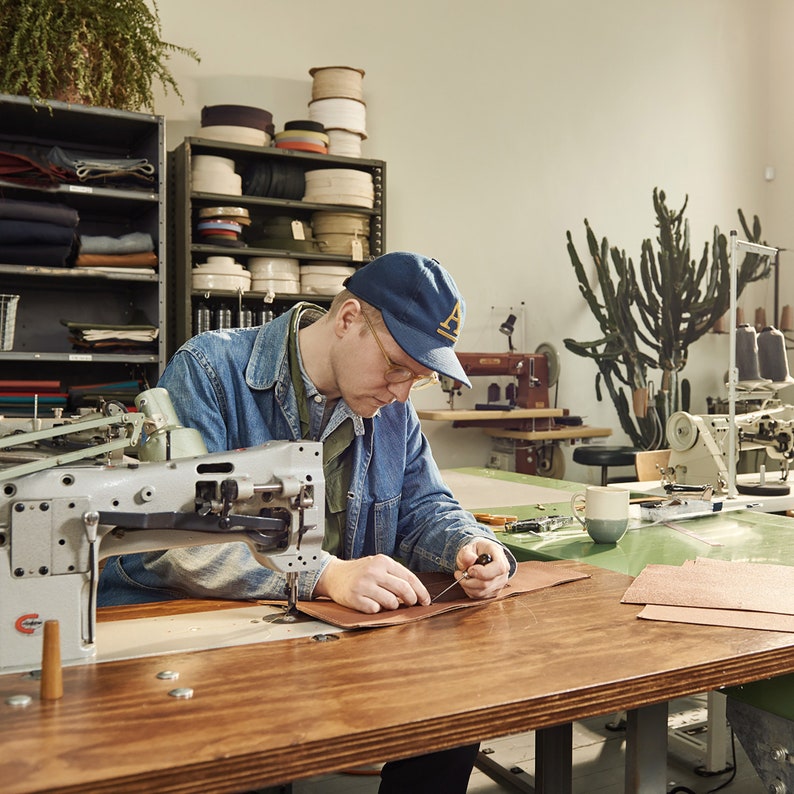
[430,553,493,603]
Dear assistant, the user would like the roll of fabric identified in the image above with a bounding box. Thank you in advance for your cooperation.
[308,98,367,137]
[304,168,374,208]
[309,66,365,101]
[327,129,363,157]
[201,104,274,133]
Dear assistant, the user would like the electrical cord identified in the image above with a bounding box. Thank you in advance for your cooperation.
[667,727,737,794]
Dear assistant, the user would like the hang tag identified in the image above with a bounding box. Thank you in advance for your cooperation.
[291,220,305,240]
[351,237,363,261]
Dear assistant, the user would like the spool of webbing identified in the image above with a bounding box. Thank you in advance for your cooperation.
[311,211,370,236]
[327,129,363,158]
[308,98,367,137]
[309,66,365,101]
[304,169,374,208]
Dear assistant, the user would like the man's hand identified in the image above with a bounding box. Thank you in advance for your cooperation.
[314,554,431,613]
[454,540,511,600]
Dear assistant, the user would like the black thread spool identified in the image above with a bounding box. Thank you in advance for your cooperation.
[758,326,790,382]
[735,323,762,381]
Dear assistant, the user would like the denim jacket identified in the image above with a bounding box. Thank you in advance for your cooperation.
[97,306,516,605]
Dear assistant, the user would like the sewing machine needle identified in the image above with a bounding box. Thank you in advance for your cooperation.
[431,553,492,603]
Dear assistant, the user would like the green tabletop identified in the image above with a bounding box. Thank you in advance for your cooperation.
[452,467,794,576]
[454,467,794,719]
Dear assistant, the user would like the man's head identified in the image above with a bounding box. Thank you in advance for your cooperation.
[342,252,472,388]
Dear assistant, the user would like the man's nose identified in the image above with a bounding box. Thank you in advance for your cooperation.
[388,380,413,403]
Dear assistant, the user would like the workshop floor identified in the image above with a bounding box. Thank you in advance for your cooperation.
[267,696,766,794]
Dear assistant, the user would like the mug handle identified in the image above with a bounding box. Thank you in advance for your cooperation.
[570,491,586,528]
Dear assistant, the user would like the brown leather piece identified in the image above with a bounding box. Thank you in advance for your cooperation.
[263,561,590,629]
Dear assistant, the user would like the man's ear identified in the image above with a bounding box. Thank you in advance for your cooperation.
[334,298,362,338]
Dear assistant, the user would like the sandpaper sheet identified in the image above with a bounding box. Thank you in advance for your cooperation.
[622,557,794,616]
[263,561,589,629]
[638,604,794,633]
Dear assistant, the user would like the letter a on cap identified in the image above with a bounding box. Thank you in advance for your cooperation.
[437,301,463,343]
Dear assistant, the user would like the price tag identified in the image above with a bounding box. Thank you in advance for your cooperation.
[67,185,93,194]
[291,220,305,240]
[351,238,363,262]
[68,354,93,361]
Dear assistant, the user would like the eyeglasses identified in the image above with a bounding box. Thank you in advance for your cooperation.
[360,309,439,390]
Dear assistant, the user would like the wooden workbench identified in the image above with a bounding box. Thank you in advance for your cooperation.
[3,562,794,794]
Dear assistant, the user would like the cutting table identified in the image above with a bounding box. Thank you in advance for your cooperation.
[3,561,794,794]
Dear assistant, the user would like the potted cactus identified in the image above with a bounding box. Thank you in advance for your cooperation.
[564,188,771,449]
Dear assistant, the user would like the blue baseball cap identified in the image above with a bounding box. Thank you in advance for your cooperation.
[344,251,472,388]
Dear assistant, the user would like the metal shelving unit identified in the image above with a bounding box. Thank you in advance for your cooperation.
[168,137,385,354]
[0,94,166,408]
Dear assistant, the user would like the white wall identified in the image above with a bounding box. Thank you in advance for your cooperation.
[153,0,792,481]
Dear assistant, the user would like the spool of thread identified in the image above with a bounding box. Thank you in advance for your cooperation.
[735,324,762,381]
[711,312,727,334]
[780,305,793,332]
[758,326,791,382]
[214,304,232,330]
[40,620,63,701]
[194,303,211,335]
[736,307,745,326]
[755,307,767,331]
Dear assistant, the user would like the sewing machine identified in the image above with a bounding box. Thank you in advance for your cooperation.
[667,401,794,492]
[442,352,551,413]
[0,388,325,673]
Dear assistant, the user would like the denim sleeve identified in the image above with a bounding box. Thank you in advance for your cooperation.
[158,347,231,453]
[137,544,332,601]
[394,405,518,577]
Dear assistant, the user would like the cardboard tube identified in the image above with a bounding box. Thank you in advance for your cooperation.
[780,305,793,332]
[40,620,63,701]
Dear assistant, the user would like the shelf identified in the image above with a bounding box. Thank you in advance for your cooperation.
[169,138,386,353]
[0,94,166,414]
[0,351,158,363]
[0,263,158,283]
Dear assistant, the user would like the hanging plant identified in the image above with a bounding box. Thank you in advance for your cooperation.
[0,0,199,111]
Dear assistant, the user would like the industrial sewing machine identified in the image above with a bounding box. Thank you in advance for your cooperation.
[0,388,325,673]
[442,351,552,418]
[666,400,794,493]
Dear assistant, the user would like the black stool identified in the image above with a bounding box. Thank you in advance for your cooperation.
[573,445,639,486]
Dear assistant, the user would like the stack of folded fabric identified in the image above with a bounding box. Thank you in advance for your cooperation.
[0,379,67,417]
[199,104,275,147]
[0,197,79,267]
[75,231,157,273]
[47,146,156,189]
[61,318,159,354]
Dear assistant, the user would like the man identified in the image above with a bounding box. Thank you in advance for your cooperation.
[99,250,516,792]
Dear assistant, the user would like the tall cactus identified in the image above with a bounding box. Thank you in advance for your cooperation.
[564,188,771,449]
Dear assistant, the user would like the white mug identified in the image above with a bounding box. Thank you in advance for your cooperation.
[571,485,629,544]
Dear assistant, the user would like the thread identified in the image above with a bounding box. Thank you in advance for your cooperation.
[735,324,762,381]
[757,326,791,381]
[780,305,793,332]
